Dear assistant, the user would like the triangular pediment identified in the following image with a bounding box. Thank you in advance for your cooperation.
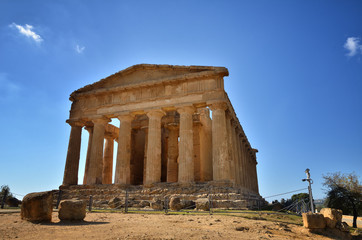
[73,64,228,95]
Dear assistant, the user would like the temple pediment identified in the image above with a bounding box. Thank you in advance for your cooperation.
[72,64,228,95]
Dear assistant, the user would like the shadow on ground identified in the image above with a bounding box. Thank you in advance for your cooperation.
[40,220,109,226]
[309,228,360,240]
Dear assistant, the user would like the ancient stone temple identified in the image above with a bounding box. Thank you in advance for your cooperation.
[60,64,261,208]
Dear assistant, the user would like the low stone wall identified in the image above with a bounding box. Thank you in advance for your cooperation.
[54,181,263,210]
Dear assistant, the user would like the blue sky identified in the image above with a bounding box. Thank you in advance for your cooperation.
[0,0,361,201]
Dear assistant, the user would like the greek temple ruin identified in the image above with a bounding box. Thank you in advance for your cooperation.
[62,64,260,199]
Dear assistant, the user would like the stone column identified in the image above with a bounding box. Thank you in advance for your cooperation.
[114,114,134,184]
[244,146,252,191]
[86,118,109,185]
[177,106,195,183]
[225,113,235,183]
[144,110,165,184]
[252,160,258,193]
[231,122,240,186]
[83,126,93,185]
[239,139,248,189]
[142,127,148,184]
[102,135,115,184]
[253,156,259,194]
[235,131,244,187]
[198,108,213,182]
[242,143,249,190]
[63,121,83,186]
[166,124,179,182]
[251,150,259,193]
[249,154,255,192]
[210,102,230,181]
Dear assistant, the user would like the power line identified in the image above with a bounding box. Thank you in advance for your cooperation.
[10,192,25,197]
[264,188,308,199]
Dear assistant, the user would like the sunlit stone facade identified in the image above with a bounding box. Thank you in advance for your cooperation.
[62,64,259,195]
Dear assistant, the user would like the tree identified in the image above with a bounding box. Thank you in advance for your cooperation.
[0,185,18,209]
[291,193,309,203]
[287,193,310,213]
[0,185,11,209]
[323,172,362,228]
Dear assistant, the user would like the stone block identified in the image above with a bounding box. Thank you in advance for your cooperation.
[320,208,343,228]
[108,197,122,209]
[169,197,183,211]
[140,200,150,208]
[59,199,86,221]
[21,191,53,222]
[302,213,326,229]
[196,198,210,211]
[151,199,163,210]
[336,222,350,232]
[181,199,195,209]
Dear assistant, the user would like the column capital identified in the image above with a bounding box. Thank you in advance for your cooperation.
[146,109,165,119]
[104,132,117,140]
[66,119,84,127]
[208,102,228,111]
[117,113,135,122]
[84,126,93,132]
[197,107,210,116]
[176,105,195,115]
[231,120,238,128]
[225,111,233,120]
[91,117,110,125]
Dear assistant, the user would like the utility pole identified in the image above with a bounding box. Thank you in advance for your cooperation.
[302,168,315,213]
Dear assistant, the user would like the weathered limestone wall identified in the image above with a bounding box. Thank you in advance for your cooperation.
[56,182,263,210]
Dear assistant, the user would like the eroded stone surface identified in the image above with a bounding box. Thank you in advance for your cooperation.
[169,197,183,211]
[58,199,86,221]
[320,208,343,228]
[196,198,210,211]
[21,191,53,222]
[302,213,326,229]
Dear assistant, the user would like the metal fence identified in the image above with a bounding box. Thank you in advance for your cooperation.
[74,189,266,215]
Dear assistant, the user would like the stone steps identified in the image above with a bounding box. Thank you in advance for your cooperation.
[54,181,263,210]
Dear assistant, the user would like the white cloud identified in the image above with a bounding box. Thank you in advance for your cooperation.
[344,37,362,57]
[9,23,43,43]
[75,44,85,54]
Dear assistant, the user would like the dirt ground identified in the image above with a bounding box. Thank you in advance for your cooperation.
[0,211,357,240]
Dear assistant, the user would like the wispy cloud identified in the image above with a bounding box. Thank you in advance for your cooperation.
[344,37,362,57]
[0,73,20,102]
[75,44,85,54]
[9,23,43,43]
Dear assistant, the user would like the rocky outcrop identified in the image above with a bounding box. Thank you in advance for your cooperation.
[21,191,53,222]
[59,199,86,221]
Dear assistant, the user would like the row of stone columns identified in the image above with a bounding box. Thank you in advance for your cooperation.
[62,102,259,194]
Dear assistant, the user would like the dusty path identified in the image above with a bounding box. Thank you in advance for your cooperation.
[0,212,353,240]
[343,215,362,228]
